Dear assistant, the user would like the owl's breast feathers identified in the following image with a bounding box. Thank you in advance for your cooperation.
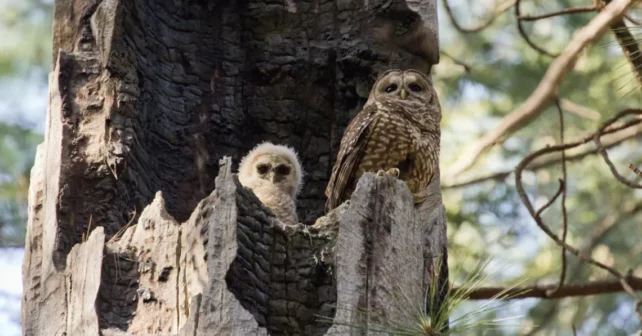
[325,99,440,213]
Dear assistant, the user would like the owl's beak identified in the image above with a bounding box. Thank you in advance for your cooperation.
[269,171,282,183]
[400,89,407,100]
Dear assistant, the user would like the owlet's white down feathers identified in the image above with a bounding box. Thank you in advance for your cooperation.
[238,142,304,225]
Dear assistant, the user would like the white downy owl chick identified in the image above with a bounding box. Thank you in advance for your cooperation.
[238,142,304,225]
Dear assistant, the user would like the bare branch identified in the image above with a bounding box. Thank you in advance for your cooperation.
[515,0,560,56]
[443,119,642,189]
[630,163,642,178]
[525,202,642,334]
[519,6,598,21]
[594,109,642,189]
[559,98,601,120]
[514,110,640,278]
[585,200,642,252]
[515,108,642,322]
[461,276,642,300]
[444,0,637,182]
[550,99,569,296]
[534,179,564,218]
[441,51,472,73]
[442,0,515,33]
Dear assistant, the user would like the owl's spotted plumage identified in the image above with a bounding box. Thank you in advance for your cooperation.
[325,69,441,213]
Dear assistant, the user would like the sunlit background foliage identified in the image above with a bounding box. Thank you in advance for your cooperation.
[0,0,640,334]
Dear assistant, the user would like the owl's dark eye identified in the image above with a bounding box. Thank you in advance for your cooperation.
[408,83,422,92]
[384,84,398,93]
[256,164,270,174]
[275,165,291,176]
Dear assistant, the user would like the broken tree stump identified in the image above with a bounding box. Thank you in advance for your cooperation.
[23,156,447,335]
[22,0,446,334]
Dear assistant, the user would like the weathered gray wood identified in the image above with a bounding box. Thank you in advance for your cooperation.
[325,170,447,335]
[106,193,182,334]
[194,157,268,335]
[22,0,445,334]
[66,227,105,335]
[22,154,446,335]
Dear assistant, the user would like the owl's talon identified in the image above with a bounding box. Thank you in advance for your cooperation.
[386,168,400,178]
[376,168,400,178]
[413,194,427,204]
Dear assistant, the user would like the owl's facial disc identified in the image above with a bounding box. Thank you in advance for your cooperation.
[378,75,402,99]
[254,155,294,185]
[402,73,430,103]
[256,163,271,175]
[275,164,291,176]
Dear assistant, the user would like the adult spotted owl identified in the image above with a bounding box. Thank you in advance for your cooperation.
[325,69,441,213]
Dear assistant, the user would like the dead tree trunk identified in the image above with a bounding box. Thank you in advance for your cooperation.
[22,0,445,335]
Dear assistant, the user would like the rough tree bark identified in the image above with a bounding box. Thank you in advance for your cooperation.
[22,0,445,335]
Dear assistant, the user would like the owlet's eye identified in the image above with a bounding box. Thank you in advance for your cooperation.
[275,165,291,175]
[256,164,269,174]
[408,83,422,92]
[384,84,398,93]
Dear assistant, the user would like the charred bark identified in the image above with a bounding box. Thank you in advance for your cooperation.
[22,0,445,335]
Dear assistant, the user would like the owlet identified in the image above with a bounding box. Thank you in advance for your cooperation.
[325,69,441,213]
[238,142,304,225]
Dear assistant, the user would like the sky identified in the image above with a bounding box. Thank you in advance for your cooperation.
[0,69,48,133]
[0,248,24,336]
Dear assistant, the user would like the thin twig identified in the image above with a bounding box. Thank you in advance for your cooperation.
[519,6,598,21]
[559,98,601,120]
[526,203,642,334]
[550,99,569,296]
[441,51,472,73]
[462,276,642,300]
[515,0,559,57]
[594,109,642,189]
[443,117,642,189]
[445,0,638,182]
[585,200,642,251]
[516,108,642,323]
[82,214,94,243]
[630,162,642,178]
[514,110,636,278]
[442,0,516,33]
[535,180,564,218]
[108,209,138,244]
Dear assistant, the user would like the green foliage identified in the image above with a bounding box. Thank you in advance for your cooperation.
[0,0,52,76]
[0,0,52,247]
[437,0,642,334]
[0,123,42,247]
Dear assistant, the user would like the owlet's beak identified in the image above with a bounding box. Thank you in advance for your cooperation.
[400,88,407,100]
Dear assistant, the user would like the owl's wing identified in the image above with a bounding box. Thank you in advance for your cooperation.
[409,129,438,204]
[325,104,380,212]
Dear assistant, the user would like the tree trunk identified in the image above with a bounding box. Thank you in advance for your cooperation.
[22,0,445,335]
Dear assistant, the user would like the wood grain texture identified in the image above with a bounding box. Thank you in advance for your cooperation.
[23,0,444,334]
[22,156,446,335]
